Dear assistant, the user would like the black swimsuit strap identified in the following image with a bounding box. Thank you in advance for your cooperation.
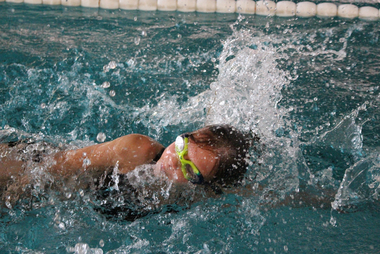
[152,147,166,163]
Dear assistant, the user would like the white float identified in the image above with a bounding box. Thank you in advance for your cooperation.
[177,0,196,12]
[197,0,216,13]
[81,0,99,8]
[359,6,379,21]
[61,0,80,6]
[276,1,296,17]
[24,0,42,4]
[296,1,317,18]
[6,0,24,3]
[317,3,337,17]
[216,0,236,13]
[43,0,61,5]
[100,0,118,8]
[338,4,359,19]
[157,0,177,11]
[236,0,256,14]
[139,0,157,11]
[119,0,138,9]
[256,1,276,16]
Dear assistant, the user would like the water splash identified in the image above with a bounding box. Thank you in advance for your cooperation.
[332,153,380,211]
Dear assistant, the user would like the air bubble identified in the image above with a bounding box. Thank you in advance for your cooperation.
[101,81,110,88]
[97,132,106,142]
[109,90,116,97]
[99,239,105,247]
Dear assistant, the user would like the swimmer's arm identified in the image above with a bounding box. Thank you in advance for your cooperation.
[49,134,165,177]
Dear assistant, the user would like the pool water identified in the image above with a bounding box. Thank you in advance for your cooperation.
[1,3,380,253]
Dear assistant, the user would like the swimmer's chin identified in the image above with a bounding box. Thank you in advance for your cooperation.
[152,164,188,184]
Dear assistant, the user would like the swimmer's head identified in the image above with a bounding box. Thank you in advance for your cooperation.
[156,124,254,187]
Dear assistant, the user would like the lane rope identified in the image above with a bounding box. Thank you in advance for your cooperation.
[2,0,379,21]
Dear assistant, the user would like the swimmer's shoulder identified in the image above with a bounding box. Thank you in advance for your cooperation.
[112,134,165,155]
[108,134,165,173]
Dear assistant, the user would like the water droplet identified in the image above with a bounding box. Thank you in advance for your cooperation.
[75,243,90,254]
[58,222,66,230]
[5,201,12,209]
[134,37,140,45]
[97,132,106,142]
[108,61,117,69]
[83,158,91,167]
[101,81,110,88]
[141,31,147,37]
[330,216,337,226]
[127,59,135,67]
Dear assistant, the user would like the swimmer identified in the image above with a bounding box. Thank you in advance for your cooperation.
[0,125,254,207]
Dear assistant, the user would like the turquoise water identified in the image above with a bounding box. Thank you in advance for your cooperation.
[1,3,380,253]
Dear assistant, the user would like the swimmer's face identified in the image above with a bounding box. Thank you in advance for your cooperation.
[155,137,218,183]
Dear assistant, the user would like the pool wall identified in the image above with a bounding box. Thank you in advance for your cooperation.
[1,0,380,20]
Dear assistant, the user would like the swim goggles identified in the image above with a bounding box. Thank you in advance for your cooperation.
[175,134,204,184]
